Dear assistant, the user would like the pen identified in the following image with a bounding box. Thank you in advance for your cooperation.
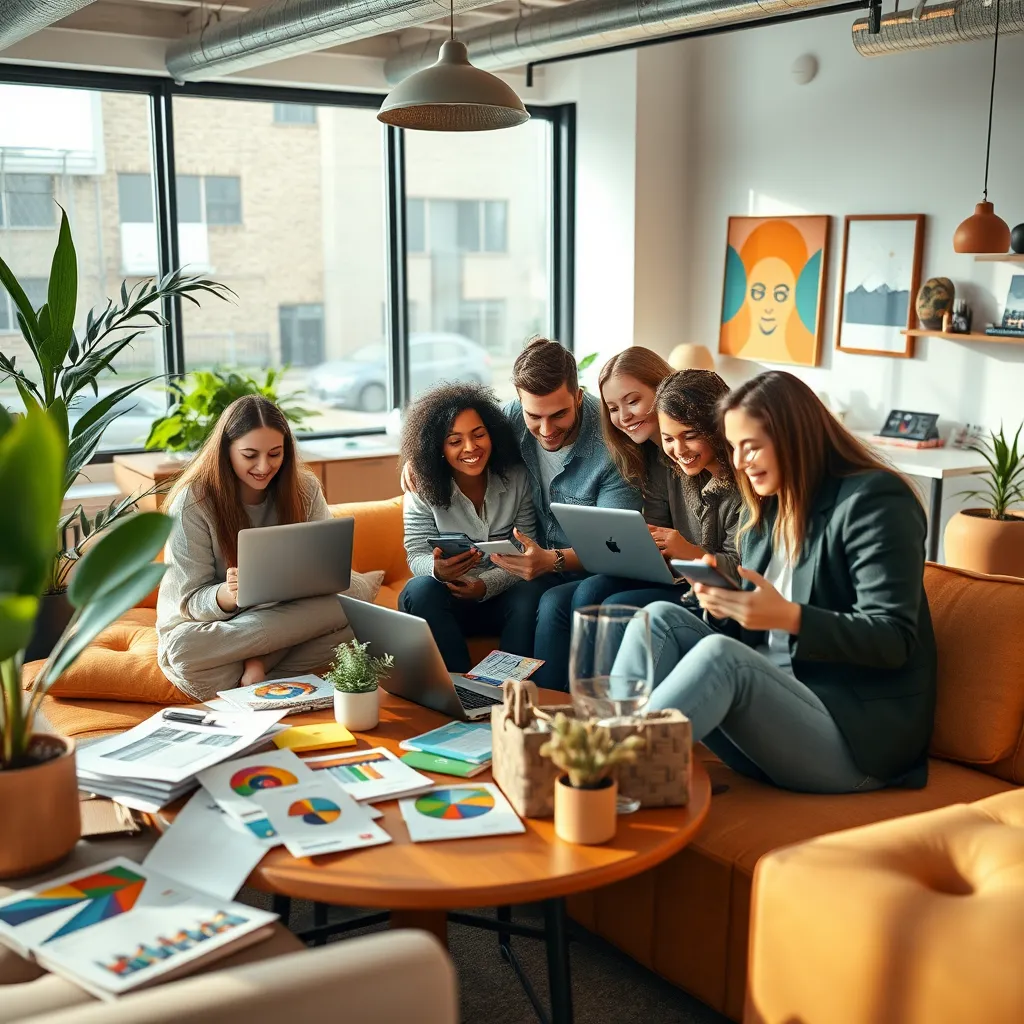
[162,709,222,727]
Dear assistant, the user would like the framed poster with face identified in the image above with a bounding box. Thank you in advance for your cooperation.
[835,214,925,358]
[719,215,831,367]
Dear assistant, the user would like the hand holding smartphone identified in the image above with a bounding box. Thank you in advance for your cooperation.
[670,559,741,590]
[426,532,475,558]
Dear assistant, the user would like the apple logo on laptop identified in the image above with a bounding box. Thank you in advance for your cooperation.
[606,537,621,554]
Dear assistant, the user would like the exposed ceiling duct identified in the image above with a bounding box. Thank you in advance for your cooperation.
[852,0,1024,56]
[0,0,95,51]
[165,0,505,82]
[384,0,845,82]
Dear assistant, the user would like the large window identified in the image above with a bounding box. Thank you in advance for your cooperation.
[0,83,164,449]
[0,69,572,454]
[405,122,553,403]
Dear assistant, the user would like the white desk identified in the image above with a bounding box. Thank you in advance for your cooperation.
[857,433,988,561]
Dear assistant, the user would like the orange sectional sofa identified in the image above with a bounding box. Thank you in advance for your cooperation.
[23,496,1024,1021]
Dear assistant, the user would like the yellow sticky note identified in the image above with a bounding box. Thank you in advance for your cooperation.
[273,723,356,753]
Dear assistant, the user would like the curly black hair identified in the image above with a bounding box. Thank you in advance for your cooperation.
[400,382,524,509]
[654,369,734,480]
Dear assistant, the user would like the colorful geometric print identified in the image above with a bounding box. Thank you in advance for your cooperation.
[288,797,341,825]
[252,682,317,700]
[0,866,145,944]
[230,765,299,796]
[414,788,495,821]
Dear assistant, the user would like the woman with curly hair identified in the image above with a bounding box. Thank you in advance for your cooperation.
[533,354,742,690]
[398,382,545,671]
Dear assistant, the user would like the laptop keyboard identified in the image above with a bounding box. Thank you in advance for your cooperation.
[454,683,503,710]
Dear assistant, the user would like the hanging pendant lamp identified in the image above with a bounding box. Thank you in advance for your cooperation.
[953,0,1010,253]
[378,1,529,132]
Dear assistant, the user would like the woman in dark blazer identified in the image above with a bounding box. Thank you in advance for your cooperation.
[616,371,936,792]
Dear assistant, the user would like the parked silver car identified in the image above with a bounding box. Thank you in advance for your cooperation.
[308,333,493,413]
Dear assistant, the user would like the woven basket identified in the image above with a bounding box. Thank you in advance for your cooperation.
[490,680,692,819]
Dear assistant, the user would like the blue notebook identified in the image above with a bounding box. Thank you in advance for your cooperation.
[399,721,493,765]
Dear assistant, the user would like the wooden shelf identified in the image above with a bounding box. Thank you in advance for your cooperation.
[973,253,1024,263]
[901,328,1023,344]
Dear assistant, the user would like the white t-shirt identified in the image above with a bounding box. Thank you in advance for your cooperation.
[537,441,572,507]
[756,551,795,676]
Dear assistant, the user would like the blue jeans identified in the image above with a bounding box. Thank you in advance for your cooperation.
[616,601,882,794]
[532,574,680,691]
[399,575,551,673]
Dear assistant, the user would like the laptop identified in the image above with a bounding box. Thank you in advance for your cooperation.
[338,596,504,721]
[236,517,354,607]
[550,504,680,585]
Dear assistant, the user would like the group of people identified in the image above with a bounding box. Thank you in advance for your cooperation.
[155,337,937,797]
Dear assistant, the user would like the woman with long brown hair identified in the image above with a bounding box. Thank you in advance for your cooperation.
[156,394,363,701]
[614,370,936,792]
[532,347,741,689]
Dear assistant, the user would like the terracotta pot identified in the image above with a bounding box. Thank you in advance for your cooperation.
[553,775,618,845]
[943,509,1024,579]
[0,735,81,879]
[333,688,379,731]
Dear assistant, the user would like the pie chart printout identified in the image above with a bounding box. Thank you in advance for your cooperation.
[414,788,496,821]
[253,682,317,700]
[230,765,299,796]
[289,797,342,826]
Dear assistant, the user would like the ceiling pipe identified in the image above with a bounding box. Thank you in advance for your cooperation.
[165,0,505,82]
[852,0,1024,54]
[0,0,95,51]
[383,0,846,82]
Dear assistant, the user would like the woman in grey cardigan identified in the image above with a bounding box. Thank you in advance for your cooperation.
[156,395,358,701]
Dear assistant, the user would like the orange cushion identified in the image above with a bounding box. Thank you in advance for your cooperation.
[22,609,188,706]
[925,563,1024,781]
[331,496,410,587]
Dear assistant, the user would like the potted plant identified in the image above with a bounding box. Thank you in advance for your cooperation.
[0,406,171,878]
[944,424,1024,578]
[0,209,231,659]
[540,713,645,845]
[144,367,312,455]
[325,640,394,731]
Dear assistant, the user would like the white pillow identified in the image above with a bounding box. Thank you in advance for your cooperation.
[344,569,385,604]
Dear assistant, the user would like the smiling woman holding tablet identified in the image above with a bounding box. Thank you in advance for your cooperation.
[156,395,376,701]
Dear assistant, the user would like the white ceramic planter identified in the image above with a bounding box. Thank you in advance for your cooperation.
[333,687,379,731]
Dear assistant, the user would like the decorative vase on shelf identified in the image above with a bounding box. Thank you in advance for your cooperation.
[1011,224,1024,255]
[915,278,955,330]
[333,687,379,731]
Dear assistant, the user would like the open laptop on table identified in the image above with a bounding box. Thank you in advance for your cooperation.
[338,596,503,721]
[550,503,682,585]
[237,517,354,607]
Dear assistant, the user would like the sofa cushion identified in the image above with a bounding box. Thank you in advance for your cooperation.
[22,610,189,706]
[330,497,409,586]
[924,563,1024,781]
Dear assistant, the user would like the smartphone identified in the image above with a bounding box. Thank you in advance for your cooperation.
[473,536,525,556]
[427,533,475,558]
[669,559,741,590]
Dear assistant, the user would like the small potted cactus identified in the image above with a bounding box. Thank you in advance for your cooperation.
[540,713,645,845]
[325,640,394,731]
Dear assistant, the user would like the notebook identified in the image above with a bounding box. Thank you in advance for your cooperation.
[216,674,335,714]
[398,721,493,765]
[400,751,490,778]
[273,723,356,753]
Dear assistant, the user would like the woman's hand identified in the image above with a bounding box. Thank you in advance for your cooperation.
[433,546,481,582]
[490,529,556,581]
[446,577,486,601]
[648,525,702,561]
[217,567,239,613]
[694,566,802,633]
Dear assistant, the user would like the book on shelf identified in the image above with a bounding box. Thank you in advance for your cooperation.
[870,434,946,450]
[215,674,335,714]
[398,721,493,765]
[0,858,276,1000]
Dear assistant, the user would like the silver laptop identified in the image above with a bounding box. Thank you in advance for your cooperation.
[338,596,503,721]
[550,503,680,585]
[236,517,354,607]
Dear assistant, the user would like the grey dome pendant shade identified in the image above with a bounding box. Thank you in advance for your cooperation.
[378,38,529,132]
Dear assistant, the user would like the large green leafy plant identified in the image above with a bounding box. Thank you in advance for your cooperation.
[0,209,231,593]
[145,367,312,453]
[0,407,171,769]
[965,424,1024,520]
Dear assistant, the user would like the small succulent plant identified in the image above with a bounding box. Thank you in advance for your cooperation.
[540,713,645,790]
[325,639,394,694]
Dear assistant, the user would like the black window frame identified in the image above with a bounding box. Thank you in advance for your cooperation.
[0,65,576,461]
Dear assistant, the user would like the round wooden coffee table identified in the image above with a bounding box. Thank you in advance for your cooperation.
[241,690,711,1024]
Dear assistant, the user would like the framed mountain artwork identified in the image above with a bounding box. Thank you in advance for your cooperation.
[719,215,830,367]
[835,214,925,358]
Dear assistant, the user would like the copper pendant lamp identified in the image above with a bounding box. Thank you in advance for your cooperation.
[377,1,529,132]
[953,0,1010,253]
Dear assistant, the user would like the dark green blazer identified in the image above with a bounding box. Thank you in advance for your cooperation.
[736,469,936,783]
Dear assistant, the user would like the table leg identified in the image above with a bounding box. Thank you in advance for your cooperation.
[927,478,943,563]
[544,898,573,1024]
[390,909,448,947]
[497,905,512,958]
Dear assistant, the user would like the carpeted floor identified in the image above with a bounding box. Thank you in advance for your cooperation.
[238,891,729,1024]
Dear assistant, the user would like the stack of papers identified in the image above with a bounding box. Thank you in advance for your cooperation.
[215,674,335,714]
[76,710,288,813]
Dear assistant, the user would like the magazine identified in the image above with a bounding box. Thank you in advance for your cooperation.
[465,650,544,687]
[215,674,335,714]
[0,858,276,999]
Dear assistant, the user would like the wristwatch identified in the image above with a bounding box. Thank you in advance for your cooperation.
[551,548,566,574]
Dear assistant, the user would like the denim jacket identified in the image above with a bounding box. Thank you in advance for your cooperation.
[504,391,642,550]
